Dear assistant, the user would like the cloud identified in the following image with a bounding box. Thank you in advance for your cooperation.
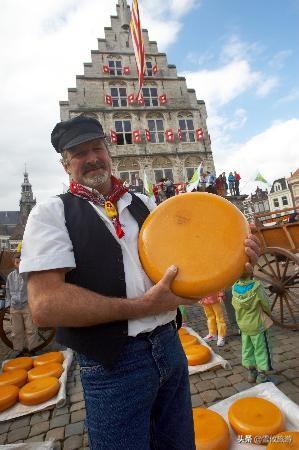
[276,88,299,105]
[221,35,265,63]
[268,50,292,70]
[214,119,299,194]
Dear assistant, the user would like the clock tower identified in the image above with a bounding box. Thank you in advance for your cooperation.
[19,170,36,225]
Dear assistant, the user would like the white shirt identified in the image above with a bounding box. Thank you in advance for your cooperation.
[20,192,176,336]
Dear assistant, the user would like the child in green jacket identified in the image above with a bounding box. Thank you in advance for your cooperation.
[232,276,273,383]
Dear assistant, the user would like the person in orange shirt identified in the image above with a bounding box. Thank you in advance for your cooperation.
[199,291,227,346]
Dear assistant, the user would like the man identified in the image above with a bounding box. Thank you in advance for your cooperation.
[234,171,241,196]
[205,171,216,194]
[20,116,260,450]
[5,253,39,356]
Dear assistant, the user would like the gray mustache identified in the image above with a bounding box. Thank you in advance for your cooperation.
[83,161,107,174]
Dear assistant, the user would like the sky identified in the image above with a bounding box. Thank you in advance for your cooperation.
[0,0,299,210]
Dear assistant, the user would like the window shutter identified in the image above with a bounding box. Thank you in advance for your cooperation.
[159,94,167,105]
[105,94,112,105]
[110,130,118,143]
[196,128,204,140]
[133,130,141,143]
[165,129,174,142]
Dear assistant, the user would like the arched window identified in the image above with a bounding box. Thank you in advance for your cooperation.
[109,81,127,107]
[184,155,202,181]
[178,113,195,143]
[274,183,282,192]
[142,82,158,106]
[107,56,122,76]
[113,113,132,145]
[152,156,173,182]
[118,158,140,184]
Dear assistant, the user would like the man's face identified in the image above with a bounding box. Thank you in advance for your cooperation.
[14,257,20,269]
[63,138,112,191]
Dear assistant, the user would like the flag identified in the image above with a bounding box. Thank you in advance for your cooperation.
[186,163,204,192]
[130,0,145,100]
[143,172,154,198]
[105,94,112,105]
[133,130,141,143]
[128,93,135,105]
[255,172,268,184]
[145,129,151,142]
[165,129,174,142]
[110,130,118,144]
[159,94,167,105]
[123,66,131,75]
[196,128,204,140]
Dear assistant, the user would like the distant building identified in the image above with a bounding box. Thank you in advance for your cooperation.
[287,168,299,209]
[268,177,294,218]
[0,171,36,250]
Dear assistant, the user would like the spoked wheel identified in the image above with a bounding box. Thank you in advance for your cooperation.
[0,307,55,351]
[254,247,299,329]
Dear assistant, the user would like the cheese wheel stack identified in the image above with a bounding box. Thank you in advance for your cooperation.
[228,397,285,438]
[0,351,64,412]
[193,407,230,450]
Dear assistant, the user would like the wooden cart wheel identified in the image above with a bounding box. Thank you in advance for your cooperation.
[254,247,299,329]
[0,307,55,351]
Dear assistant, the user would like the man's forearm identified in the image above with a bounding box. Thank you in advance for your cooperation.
[29,282,146,328]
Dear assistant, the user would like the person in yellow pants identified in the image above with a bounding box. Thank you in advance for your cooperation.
[199,291,227,346]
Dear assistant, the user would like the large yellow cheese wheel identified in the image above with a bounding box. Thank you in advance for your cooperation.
[138,192,249,297]
[0,385,19,412]
[33,351,64,367]
[19,376,60,405]
[28,363,64,381]
[266,432,299,449]
[3,357,33,372]
[178,328,189,337]
[193,407,230,450]
[185,344,212,366]
[180,334,198,348]
[0,369,28,388]
[228,397,285,438]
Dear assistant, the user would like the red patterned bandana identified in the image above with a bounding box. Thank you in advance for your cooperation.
[69,176,128,239]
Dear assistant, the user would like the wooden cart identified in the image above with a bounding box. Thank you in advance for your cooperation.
[0,250,55,351]
[253,218,299,329]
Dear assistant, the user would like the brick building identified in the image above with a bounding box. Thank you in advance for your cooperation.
[59,0,215,186]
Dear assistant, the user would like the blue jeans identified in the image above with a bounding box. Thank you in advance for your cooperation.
[77,322,195,450]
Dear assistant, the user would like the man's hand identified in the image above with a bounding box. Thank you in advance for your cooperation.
[140,265,199,315]
[244,233,260,273]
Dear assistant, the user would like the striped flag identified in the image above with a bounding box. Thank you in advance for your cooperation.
[143,172,154,198]
[130,0,145,100]
[186,163,204,192]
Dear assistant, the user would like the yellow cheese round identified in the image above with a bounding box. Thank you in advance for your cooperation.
[3,357,33,372]
[193,407,230,450]
[0,369,28,388]
[28,363,64,381]
[228,397,285,438]
[266,432,299,449]
[0,385,19,412]
[138,192,249,297]
[33,351,64,367]
[185,344,212,366]
[180,334,198,348]
[19,376,60,405]
[178,328,189,337]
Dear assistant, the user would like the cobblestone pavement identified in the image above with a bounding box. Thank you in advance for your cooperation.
[0,306,298,449]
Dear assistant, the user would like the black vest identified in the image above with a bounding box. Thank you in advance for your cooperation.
[57,192,151,368]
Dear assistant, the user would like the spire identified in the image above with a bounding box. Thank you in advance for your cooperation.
[118,0,130,30]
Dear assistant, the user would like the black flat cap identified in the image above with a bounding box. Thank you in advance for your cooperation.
[51,116,105,153]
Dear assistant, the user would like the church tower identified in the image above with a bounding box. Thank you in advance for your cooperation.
[19,170,36,225]
[59,1,215,186]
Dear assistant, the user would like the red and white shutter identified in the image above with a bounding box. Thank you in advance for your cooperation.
[178,128,183,141]
[105,94,112,105]
[152,64,158,75]
[128,93,135,105]
[196,128,204,140]
[138,95,144,106]
[123,66,131,75]
[102,65,109,74]
[165,129,174,142]
[110,130,118,144]
[159,94,167,105]
[133,130,141,143]
[145,129,151,142]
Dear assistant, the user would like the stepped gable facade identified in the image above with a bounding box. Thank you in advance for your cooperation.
[59,0,215,186]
